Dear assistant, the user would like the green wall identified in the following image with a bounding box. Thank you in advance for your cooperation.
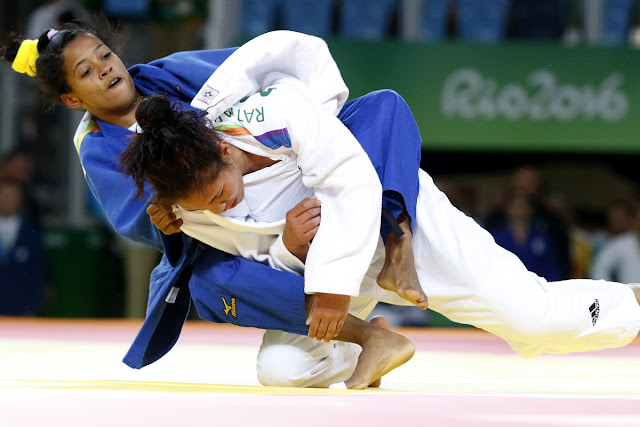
[328,40,640,153]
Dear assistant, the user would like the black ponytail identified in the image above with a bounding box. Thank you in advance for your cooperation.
[120,95,230,203]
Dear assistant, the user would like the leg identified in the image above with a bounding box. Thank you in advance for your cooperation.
[256,314,414,389]
[256,329,362,388]
[339,90,426,308]
[338,90,420,239]
[367,315,390,388]
[376,209,428,309]
[410,170,640,357]
[339,314,415,390]
[257,296,414,389]
[306,294,415,389]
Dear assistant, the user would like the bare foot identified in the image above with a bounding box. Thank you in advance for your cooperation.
[343,316,415,390]
[367,315,390,388]
[377,212,428,310]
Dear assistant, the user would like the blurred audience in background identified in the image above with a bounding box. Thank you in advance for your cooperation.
[589,200,640,284]
[25,0,85,38]
[1,0,640,322]
[546,193,594,279]
[489,191,561,282]
[604,199,635,238]
[1,147,41,226]
[485,166,571,280]
[0,152,49,316]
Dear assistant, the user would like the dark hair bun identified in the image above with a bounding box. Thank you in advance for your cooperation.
[135,95,175,131]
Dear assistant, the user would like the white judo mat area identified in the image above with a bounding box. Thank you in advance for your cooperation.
[1,317,639,426]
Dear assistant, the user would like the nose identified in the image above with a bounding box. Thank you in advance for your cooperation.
[100,65,112,78]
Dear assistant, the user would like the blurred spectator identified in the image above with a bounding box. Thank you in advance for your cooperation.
[591,199,635,255]
[605,199,635,237]
[440,181,480,222]
[546,193,593,279]
[590,202,640,284]
[25,0,85,38]
[0,174,48,316]
[489,191,561,281]
[1,147,32,183]
[1,147,41,226]
[485,165,571,279]
[589,198,637,271]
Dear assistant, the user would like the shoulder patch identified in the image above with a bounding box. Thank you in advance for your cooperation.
[197,85,219,105]
[75,117,100,152]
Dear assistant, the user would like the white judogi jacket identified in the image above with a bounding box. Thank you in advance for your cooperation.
[178,31,410,310]
[178,78,394,302]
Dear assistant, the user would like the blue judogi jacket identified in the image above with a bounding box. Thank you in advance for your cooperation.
[76,50,421,369]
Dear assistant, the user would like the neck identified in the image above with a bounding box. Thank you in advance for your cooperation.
[244,152,278,174]
[228,145,278,175]
[95,92,142,129]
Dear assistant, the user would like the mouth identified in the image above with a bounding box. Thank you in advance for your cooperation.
[230,198,239,209]
[108,77,122,89]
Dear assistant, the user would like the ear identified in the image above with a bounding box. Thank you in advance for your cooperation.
[219,140,232,156]
[61,93,82,109]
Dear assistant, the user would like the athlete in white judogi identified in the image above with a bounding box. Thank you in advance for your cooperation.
[123,73,640,388]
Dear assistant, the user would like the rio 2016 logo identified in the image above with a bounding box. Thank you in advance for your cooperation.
[441,68,628,122]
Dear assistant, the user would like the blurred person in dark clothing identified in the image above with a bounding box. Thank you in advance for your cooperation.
[490,191,561,282]
[26,0,85,39]
[0,174,48,316]
[485,166,571,279]
[1,147,42,226]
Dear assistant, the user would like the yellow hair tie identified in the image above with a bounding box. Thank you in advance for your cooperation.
[12,39,39,77]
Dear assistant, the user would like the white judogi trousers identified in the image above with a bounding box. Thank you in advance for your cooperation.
[256,170,640,387]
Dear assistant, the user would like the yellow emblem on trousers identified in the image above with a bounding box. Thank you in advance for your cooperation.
[221,296,237,318]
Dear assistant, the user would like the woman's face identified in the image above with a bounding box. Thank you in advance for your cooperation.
[176,163,246,214]
[60,33,138,121]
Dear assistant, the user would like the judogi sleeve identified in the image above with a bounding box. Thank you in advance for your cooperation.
[191,30,348,118]
[75,118,165,251]
[277,83,382,297]
[268,234,306,276]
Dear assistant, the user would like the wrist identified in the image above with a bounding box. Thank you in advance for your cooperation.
[288,243,309,263]
[282,233,309,262]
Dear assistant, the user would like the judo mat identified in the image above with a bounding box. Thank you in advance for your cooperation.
[1,317,639,426]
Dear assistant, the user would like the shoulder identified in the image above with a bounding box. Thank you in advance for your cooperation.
[74,114,102,154]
